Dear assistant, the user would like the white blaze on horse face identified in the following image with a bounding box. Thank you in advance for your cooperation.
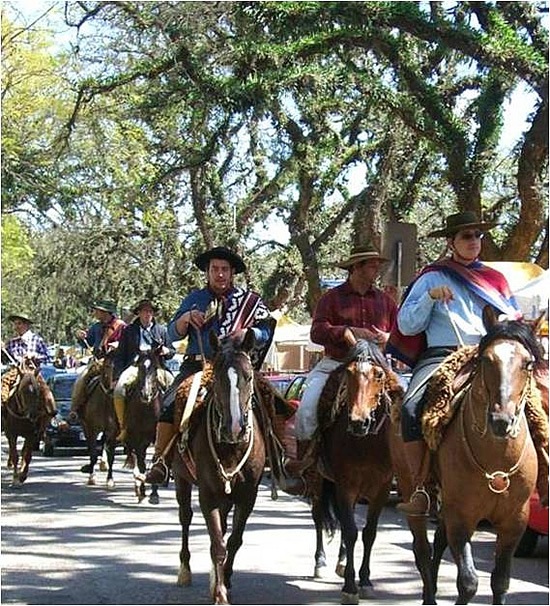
[227,367,241,435]
[493,341,517,410]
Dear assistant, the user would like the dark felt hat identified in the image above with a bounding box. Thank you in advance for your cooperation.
[91,300,117,314]
[194,246,247,274]
[427,211,496,237]
[8,312,33,324]
[336,244,389,269]
[132,299,158,314]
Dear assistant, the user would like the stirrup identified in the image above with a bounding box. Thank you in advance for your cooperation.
[396,487,431,517]
[145,457,169,485]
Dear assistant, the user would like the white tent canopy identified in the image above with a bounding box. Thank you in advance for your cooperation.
[513,270,549,318]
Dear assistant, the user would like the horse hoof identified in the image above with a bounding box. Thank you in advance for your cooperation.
[359,585,375,599]
[335,563,346,578]
[99,460,108,472]
[81,464,93,474]
[313,564,328,579]
[341,591,359,605]
[177,568,192,586]
[87,476,96,486]
[148,493,159,505]
[106,479,115,489]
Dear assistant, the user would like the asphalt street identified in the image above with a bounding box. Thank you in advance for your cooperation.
[1,442,548,605]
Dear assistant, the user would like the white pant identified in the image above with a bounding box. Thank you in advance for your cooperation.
[114,364,172,397]
[294,357,341,440]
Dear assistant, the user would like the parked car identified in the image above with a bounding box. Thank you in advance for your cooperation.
[515,490,549,557]
[265,373,299,396]
[42,372,87,456]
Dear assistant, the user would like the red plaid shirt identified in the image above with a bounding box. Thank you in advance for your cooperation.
[311,281,397,360]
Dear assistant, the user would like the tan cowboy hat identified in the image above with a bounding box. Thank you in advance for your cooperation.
[132,299,158,314]
[194,246,247,274]
[427,211,496,238]
[336,244,389,270]
[90,300,117,314]
[8,312,33,324]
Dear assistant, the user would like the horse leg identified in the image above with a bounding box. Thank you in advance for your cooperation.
[203,504,230,605]
[445,518,477,605]
[7,436,20,485]
[336,497,359,605]
[311,496,328,578]
[81,430,99,484]
[432,519,448,597]
[104,438,116,488]
[149,483,160,505]
[490,520,526,605]
[134,447,146,502]
[223,496,252,594]
[174,474,193,587]
[18,436,36,484]
[407,516,437,605]
[335,537,347,578]
[357,498,385,600]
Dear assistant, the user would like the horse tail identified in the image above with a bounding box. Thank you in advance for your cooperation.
[320,479,340,538]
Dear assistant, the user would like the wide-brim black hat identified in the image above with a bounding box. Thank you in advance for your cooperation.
[132,299,158,314]
[8,312,33,324]
[194,246,247,274]
[91,300,117,314]
[427,211,496,237]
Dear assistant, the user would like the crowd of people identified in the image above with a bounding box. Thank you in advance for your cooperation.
[1,218,548,506]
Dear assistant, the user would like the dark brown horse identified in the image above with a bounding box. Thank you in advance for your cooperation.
[413,307,543,605]
[171,330,266,604]
[315,339,410,604]
[2,362,56,485]
[73,355,119,487]
[125,349,163,503]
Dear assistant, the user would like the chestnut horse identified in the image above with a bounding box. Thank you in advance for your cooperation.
[74,355,119,487]
[2,362,55,485]
[171,330,266,604]
[414,307,543,604]
[315,339,411,604]
[125,349,163,503]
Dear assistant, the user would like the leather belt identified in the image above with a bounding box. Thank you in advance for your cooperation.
[184,354,204,361]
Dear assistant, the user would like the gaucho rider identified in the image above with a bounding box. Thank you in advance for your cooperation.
[71,300,126,419]
[145,246,276,485]
[112,299,176,443]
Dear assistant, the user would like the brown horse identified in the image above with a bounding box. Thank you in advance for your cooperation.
[315,339,410,604]
[2,362,56,485]
[73,355,119,487]
[125,349,163,503]
[414,307,543,604]
[171,330,266,604]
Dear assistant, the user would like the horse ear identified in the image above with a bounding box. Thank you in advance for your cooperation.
[482,305,499,331]
[209,329,220,353]
[242,328,256,351]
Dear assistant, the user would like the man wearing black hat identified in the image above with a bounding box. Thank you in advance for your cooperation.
[72,301,127,416]
[112,300,175,442]
[145,245,275,485]
[387,211,538,516]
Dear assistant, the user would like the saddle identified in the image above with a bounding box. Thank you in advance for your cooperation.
[1,368,20,406]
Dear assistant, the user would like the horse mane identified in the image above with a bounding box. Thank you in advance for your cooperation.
[341,339,389,369]
[479,319,545,369]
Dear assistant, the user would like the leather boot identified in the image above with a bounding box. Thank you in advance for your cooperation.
[113,394,127,442]
[145,422,177,485]
[396,440,431,516]
[280,439,313,496]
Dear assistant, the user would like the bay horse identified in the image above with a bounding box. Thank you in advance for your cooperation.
[2,361,56,485]
[414,307,543,604]
[74,354,119,487]
[315,339,409,604]
[171,329,266,605]
[125,349,163,504]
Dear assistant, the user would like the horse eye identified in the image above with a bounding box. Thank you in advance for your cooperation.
[524,359,534,372]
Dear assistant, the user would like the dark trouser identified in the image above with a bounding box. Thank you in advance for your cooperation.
[159,359,203,423]
[401,347,456,442]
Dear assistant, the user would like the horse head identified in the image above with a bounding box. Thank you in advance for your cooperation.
[340,339,390,437]
[477,306,544,438]
[14,367,43,421]
[209,329,255,444]
[133,350,161,406]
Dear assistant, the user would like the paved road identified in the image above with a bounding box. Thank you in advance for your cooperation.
[1,444,548,605]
